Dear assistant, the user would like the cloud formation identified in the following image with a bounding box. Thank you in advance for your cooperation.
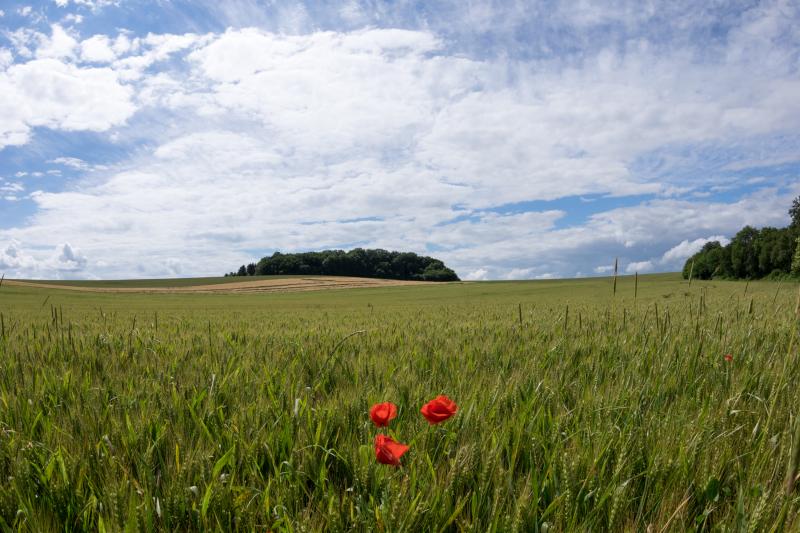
[0,55,134,148]
[0,1,798,280]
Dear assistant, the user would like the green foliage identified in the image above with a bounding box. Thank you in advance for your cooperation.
[682,195,800,280]
[0,275,798,530]
[229,248,461,281]
[791,197,800,228]
[792,237,800,276]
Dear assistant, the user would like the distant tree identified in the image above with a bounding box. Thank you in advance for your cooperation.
[237,265,247,276]
[729,226,760,279]
[244,249,459,281]
[246,263,256,276]
[790,195,800,228]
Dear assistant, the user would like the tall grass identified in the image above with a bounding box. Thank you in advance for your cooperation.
[0,275,798,531]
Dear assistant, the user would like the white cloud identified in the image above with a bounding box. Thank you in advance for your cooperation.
[55,242,87,271]
[625,260,654,274]
[54,0,119,9]
[35,25,78,60]
[6,28,38,58]
[0,58,135,148]
[0,49,12,70]
[661,235,731,266]
[50,157,91,170]
[0,182,24,193]
[0,241,88,277]
[112,32,204,80]
[505,268,536,280]
[111,34,135,55]
[80,35,116,62]
[63,13,84,24]
[0,241,36,271]
[464,268,489,281]
[339,1,368,25]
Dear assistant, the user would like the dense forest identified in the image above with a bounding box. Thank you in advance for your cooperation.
[226,248,460,281]
[682,195,800,280]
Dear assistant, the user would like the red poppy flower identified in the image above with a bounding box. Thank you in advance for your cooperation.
[420,395,458,424]
[724,354,733,362]
[369,402,398,427]
[374,434,409,466]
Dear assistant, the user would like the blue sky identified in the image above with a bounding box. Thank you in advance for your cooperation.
[0,0,798,280]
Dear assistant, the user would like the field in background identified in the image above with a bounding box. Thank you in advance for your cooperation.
[0,273,798,530]
[4,275,294,288]
[4,275,431,293]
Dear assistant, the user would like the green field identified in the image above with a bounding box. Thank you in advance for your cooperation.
[0,273,798,531]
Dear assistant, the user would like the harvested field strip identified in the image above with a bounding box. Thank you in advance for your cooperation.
[3,276,434,294]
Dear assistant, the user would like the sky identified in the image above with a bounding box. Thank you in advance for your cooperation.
[0,0,798,281]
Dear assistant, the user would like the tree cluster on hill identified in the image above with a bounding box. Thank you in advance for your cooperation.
[682,196,800,280]
[226,248,460,281]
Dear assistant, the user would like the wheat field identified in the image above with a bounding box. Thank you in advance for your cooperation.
[0,273,798,531]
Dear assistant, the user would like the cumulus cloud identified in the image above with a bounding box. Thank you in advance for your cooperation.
[0,241,87,277]
[0,25,204,149]
[661,236,731,266]
[464,268,489,281]
[625,260,653,274]
[35,24,78,59]
[55,242,87,271]
[0,241,36,271]
[80,34,116,63]
[0,58,135,148]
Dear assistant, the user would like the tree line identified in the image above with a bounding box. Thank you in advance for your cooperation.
[682,196,800,280]
[226,248,460,281]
